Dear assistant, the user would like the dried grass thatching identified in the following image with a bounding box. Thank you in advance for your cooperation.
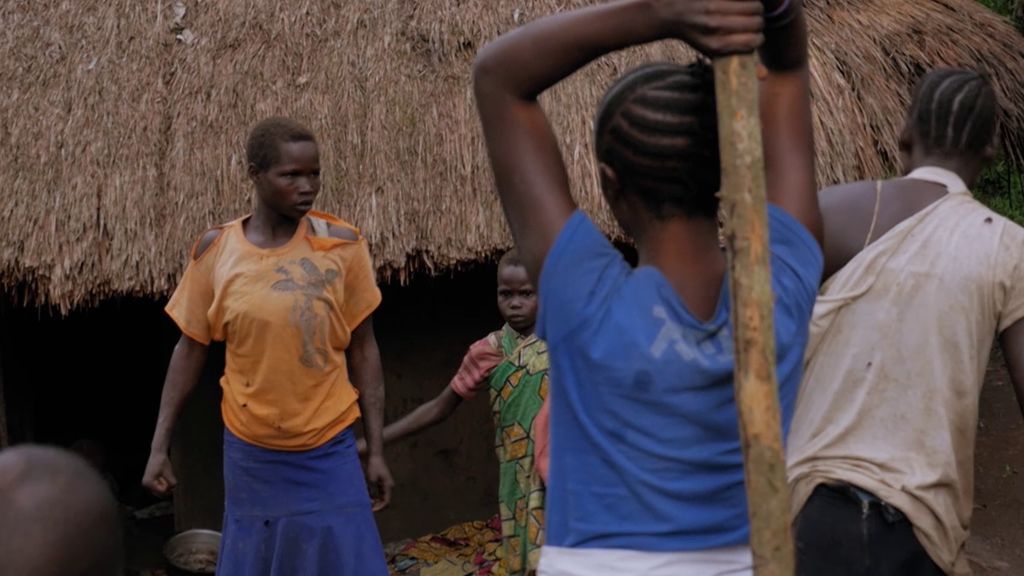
[1,0,1023,312]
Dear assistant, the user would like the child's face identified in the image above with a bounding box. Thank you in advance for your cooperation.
[497,264,537,334]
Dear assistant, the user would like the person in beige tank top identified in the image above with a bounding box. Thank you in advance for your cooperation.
[788,68,1024,575]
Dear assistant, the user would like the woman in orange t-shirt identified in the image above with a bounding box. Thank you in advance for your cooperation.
[142,117,392,575]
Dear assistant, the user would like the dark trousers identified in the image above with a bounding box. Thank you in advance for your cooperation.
[795,484,946,576]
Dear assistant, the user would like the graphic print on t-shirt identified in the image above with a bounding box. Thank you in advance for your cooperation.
[271,257,340,370]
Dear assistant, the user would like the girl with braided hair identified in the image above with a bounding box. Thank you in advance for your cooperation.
[787,68,1024,575]
[473,1,822,574]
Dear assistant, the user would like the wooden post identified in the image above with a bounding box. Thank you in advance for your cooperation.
[0,299,8,449]
[714,53,794,576]
[0,341,7,449]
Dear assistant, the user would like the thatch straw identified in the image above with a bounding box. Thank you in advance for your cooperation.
[1,0,1023,312]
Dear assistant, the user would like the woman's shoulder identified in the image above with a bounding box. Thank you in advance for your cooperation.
[192,228,224,260]
[190,218,243,260]
[307,210,362,242]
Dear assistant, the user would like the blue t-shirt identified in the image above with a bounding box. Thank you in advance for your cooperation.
[537,205,823,552]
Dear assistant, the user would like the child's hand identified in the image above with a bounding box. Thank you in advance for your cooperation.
[653,0,764,57]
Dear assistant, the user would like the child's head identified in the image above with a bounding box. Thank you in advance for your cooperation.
[496,249,537,335]
[900,68,998,185]
[594,61,719,236]
[0,446,123,576]
[246,117,321,219]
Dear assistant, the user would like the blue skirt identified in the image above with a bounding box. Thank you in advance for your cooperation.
[217,428,388,576]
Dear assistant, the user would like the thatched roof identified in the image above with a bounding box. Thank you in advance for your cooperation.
[2,0,1023,312]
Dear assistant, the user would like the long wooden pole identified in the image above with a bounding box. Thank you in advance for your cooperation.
[0,346,7,449]
[714,53,794,576]
[0,300,7,449]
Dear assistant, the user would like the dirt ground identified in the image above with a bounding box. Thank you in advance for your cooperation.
[967,349,1024,575]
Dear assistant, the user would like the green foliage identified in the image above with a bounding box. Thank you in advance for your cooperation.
[977,0,1016,18]
[976,160,1024,225]
[976,0,1023,30]
[972,0,1023,220]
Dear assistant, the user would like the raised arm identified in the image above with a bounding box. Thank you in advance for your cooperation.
[758,0,822,244]
[474,0,765,281]
[142,334,208,495]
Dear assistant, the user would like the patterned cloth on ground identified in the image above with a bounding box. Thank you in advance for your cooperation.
[385,516,503,576]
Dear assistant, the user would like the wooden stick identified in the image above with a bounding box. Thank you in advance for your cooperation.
[713,53,794,576]
[0,346,7,449]
[0,300,7,449]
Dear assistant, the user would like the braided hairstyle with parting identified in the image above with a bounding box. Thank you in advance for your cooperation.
[906,68,999,159]
[595,60,720,220]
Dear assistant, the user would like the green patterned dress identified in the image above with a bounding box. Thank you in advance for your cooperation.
[488,324,549,575]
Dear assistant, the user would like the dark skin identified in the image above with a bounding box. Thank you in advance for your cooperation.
[1001,321,1024,419]
[246,140,323,245]
[356,264,537,454]
[142,139,394,511]
[472,0,821,323]
[819,128,1024,420]
[818,132,993,280]
[348,316,394,511]
[0,447,123,576]
[496,264,539,335]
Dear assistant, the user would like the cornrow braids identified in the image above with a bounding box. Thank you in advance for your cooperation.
[595,61,720,220]
[246,117,317,173]
[908,68,998,158]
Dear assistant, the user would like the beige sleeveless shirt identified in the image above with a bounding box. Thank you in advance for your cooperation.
[787,167,1024,574]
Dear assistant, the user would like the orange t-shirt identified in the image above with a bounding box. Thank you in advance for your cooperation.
[165,211,382,451]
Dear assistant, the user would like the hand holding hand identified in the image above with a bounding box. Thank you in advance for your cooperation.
[653,0,764,57]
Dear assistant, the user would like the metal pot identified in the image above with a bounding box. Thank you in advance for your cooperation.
[163,529,221,575]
